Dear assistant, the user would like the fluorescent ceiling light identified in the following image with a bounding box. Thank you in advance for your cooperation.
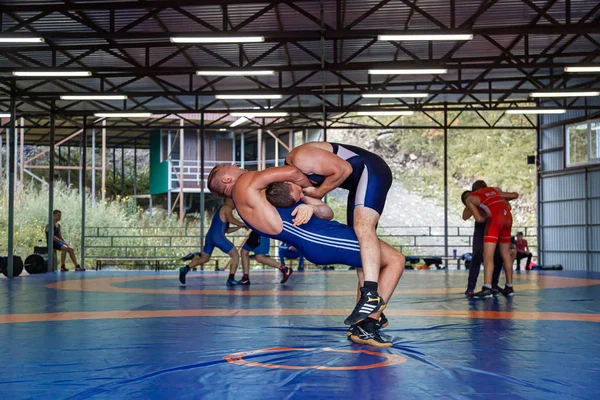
[230,112,288,117]
[564,66,600,73]
[171,36,264,44]
[369,69,447,75]
[378,34,473,41]
[0,37,44,43]
[94,112,153,118]
[219,128,227,131]
[60,95,128,100]
[216,94,282,100]
[13,71,91,77]
[356,111,414,116]
[362,93,429,98]
[0,113,11,118]
[505,109,566,115]
[230,117,249,127]
[197,70,274,76]
[530,92,599,98]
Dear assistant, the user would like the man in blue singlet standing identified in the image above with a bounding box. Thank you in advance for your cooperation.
[179,198,246,286]
[285,142,393,325]
[207,164,405,347]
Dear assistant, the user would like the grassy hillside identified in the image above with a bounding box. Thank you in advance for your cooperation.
[328,111,537,226]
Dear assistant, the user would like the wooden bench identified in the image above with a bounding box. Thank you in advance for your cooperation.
[94,255,234,271]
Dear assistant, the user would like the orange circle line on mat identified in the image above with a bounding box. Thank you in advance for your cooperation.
[45,275,600,296]
[222,347,407,370]
[1,308,599,324]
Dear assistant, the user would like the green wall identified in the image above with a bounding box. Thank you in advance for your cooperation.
[149,130,169,195]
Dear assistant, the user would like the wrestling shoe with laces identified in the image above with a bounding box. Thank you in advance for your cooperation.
[280,267,293,284]
[179,266,189,284]
[349,318,393,348]
[344,287,386,326]
[472,286,494,298]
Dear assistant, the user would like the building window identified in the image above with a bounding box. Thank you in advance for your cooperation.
[566,119,600,166]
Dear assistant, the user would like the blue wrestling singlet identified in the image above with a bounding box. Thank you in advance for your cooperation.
[202,206,235,254]
[238,201,363,268]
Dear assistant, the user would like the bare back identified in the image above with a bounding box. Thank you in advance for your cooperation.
[286,142,339,177]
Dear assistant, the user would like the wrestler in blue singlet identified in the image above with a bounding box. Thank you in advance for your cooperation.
[288,143,392,226]
[203,206,234,254]
[238,201,363,268]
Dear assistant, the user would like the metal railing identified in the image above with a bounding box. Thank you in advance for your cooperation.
[84,225,537,269]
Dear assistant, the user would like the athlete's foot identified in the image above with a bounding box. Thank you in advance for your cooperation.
[75,265,85,271]
[60,265,69,272]
[465,288,474,297]
[280,267,293,284]
[239,277,251,285]
[350,318,393,348]
[502,286,515,296]
[472,286,494,298]
[226,278,240,287]
[491,285,502,295]
[344,288,386,326]
[346,324,358,338]
[179,266,190,284]
[376,313,389,330]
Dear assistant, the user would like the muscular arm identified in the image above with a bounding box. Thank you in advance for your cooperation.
[290,148,352,198]
[301,196,334,220]
[466,197,485,223]
[251,165,312,190]
[496,187,519,201]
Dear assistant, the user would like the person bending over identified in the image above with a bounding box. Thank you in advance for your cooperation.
[207,164,405,347]
[235,230,292,285]
[463,180,519,298]
[285,142,393,323]
[179,198,246,286]
[46,209,84,271]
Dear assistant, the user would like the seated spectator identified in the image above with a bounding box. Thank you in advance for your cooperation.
[45,209,84,271]
[514,232,533,270]
[278,242,305,271]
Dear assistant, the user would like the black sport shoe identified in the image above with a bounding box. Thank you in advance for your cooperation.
[179,266,189,284]
[465,288,474,297]
[280,267,293,284]
[346,324,358,338]
[349,318,393,348]
[472,286,494,298]
[492,285,502,295]
[502,286,515,296]
[181,252,200,261]
[376,313,389,330]
[344,288,386,325]
[239,277,251,285]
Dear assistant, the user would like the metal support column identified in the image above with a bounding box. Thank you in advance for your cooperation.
[101,120,106,202]
[81,116,87,270]
[121,146,125,196]
[200,113,205,247]
[179,118,185,226]
[19,117,24,188]
[47,101,56,273]
[240,131,245,168]
[258,128,262,171]
[67,146,71,186]
[133,139,137,196]
[7,91,16,278]
[91,126,96,205]
[443,104,449,265]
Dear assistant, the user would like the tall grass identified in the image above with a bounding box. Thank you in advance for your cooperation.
[0,182,191,269]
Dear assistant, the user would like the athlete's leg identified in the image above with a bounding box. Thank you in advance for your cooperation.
[354,207,382,283]
[241,248,251,275]
[227,247,240,275]
[255,254,283,269]
[368,240,405,321]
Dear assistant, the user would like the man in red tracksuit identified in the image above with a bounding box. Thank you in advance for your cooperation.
[463,181,519,298]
